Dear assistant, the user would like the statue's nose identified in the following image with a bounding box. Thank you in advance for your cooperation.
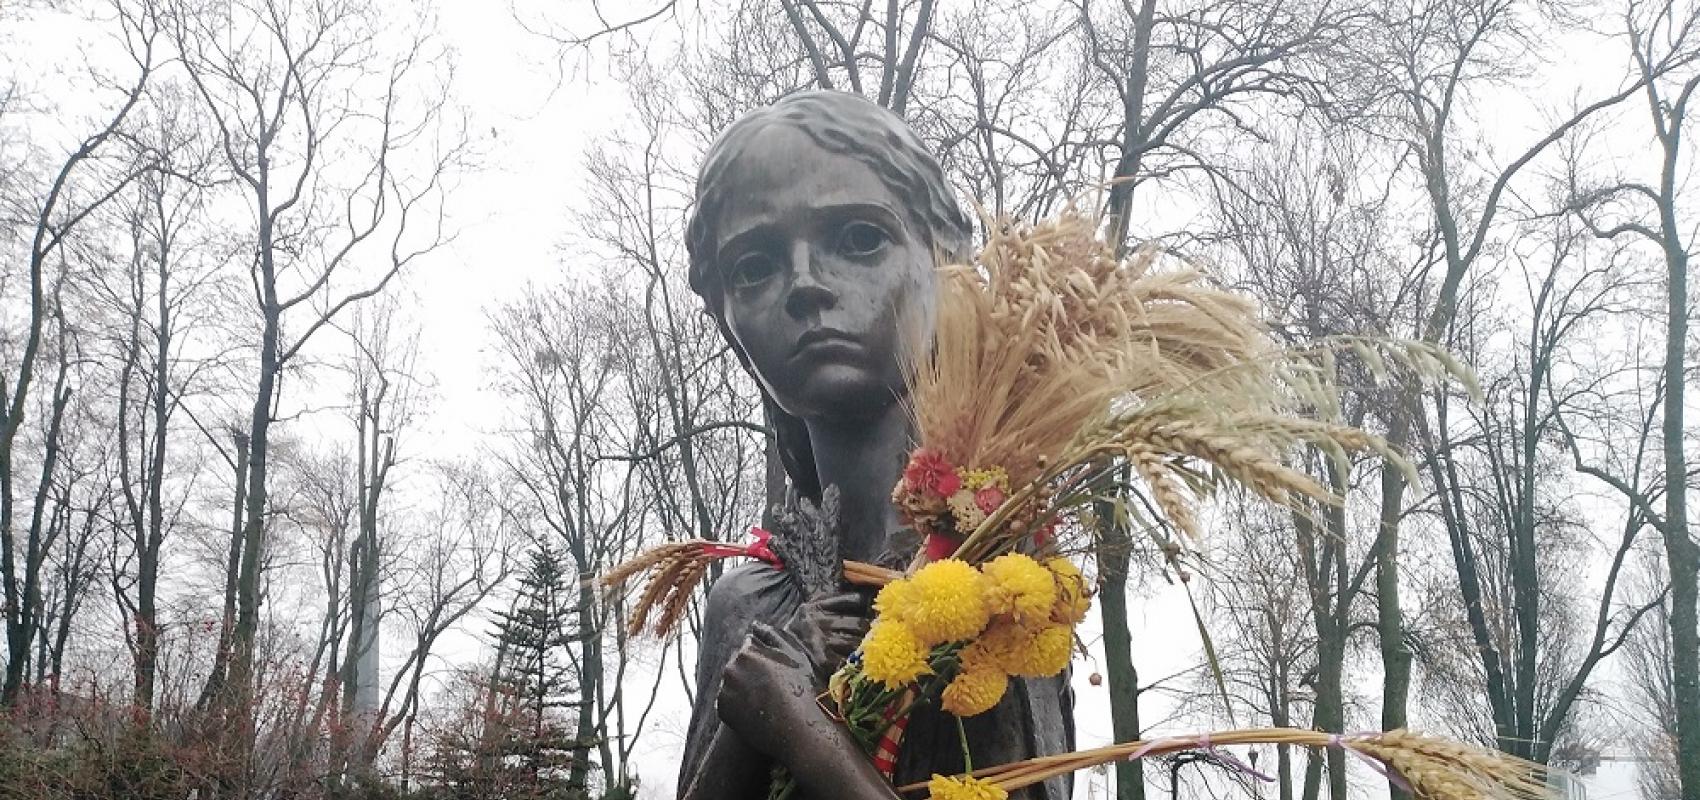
[785,242,837,318]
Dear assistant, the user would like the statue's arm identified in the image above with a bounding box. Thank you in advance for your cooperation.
[710,621,904,800]
[678,568,779,800]
[680,567,896,800]
[679,724,766,800]
[682,686,901,800]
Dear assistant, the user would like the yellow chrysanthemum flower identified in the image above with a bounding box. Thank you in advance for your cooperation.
[962,619,1024,673]
[927,774,1009,800]
[861,620,931,689]
[1047,557,1092,624]
[1007,624,1074,678]
[874,577,919,618]
[941,666,1008,717]
[982,553,1056,622]
[896,559,990,646]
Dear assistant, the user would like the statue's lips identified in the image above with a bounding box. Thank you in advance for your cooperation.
[792,328,862,358]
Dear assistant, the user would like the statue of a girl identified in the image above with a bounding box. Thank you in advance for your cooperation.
[679,90,1074,800]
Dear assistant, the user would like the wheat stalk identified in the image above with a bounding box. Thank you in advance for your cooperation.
[893,728,1556,800]
[602,542,733,637]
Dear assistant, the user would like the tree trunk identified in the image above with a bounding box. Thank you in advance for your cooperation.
[1099,502,1144,800]
[1295,488,1348,800]
[0,71,147,706]
[342,388,389,768]
[2,367,71,703]
[222,176,284,792]
[136,238,173,714]
[1658,195,1698,800]
[1099,0,1157,256]
[1096,7,1157,779]
[1375,419,1413,799]
[569,544,604,793]
[199,430,249,711]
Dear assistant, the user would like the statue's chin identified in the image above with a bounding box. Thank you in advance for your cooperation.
[772,364,903,423]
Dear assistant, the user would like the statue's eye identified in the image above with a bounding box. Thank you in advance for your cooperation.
[728,253,778,289]
[838,222,890,257]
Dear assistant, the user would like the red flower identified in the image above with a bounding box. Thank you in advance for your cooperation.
[903,448,961,497]
[973,486,1006,515]
[925,533,962,560]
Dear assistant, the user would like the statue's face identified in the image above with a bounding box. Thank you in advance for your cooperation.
[710,125,935,423]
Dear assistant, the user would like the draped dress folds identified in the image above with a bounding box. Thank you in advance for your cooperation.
[679,563,1075,800]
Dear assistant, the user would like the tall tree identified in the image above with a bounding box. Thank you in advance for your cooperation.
[492,282,642,796]
[1416,211,1665,762]
[339,306,416,743]
[1563,1,1700,794]
[1344,4,1668,784]
[101,109,220,714]
[1072,5,1357,795]
[165,0,460,758]
[1210,127,1401,800]
[0,0,158,706]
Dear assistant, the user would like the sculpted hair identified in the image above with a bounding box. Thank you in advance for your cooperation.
[685,90,972,501]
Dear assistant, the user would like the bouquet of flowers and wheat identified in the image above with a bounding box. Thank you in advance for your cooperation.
[605,211,1548,800]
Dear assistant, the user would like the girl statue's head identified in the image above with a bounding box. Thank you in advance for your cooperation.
[686,90,971,500]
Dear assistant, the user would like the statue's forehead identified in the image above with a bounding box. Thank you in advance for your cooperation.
[710,125,902,226]
[722,125,880,186]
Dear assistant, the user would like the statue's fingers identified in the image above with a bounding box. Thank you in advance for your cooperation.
[826,631,862,655]
[811,591,870,616]
[751,621,811,666]
[824,617,868,639]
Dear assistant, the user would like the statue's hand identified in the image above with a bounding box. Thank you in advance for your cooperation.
[785,590,870,682]
[718,621,822,752]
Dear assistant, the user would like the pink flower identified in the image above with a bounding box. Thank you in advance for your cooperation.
[973,486,1007,515]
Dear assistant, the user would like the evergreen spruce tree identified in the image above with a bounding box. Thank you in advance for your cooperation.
[485,543,586,800]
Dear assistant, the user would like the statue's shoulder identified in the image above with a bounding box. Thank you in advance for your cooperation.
[702,561,799,628]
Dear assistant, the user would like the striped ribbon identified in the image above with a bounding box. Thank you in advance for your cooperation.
[871,690,916,779]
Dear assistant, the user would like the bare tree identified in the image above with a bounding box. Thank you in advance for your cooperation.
[491,280,648,795]
[96,102,225,714]
[339,306,418,748]
[915,3,1089,219]
[574,64,770,674]
[1205,504,1321,800]
[1414,211,1665,763]
[25,317,113,699]
[1561,2,1700,795]
[163,0,462,762]
[0,0,159,706]
[360,462,513,771]
[1065,8,1362,797]
[1334,5,1674,783]
[1622,550,1681,800]
[1073,0,1352,254]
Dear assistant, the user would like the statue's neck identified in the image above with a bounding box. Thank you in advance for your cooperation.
[806,403,912,564]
